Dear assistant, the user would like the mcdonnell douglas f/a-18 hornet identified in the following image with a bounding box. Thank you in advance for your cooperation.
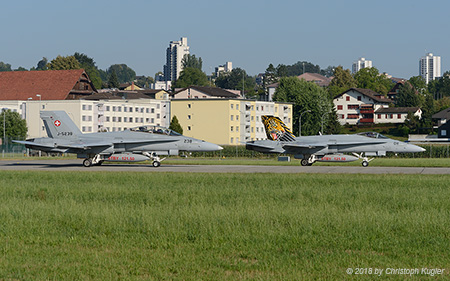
[14,111,222,167]
[246,115,425,167]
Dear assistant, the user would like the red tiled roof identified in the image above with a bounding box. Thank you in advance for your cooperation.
[0,69,87,100]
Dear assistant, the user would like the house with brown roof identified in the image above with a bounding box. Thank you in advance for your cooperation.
[172,86,240,99]
[266,73,333,101]
[0,69,97,101]
[334,88,394,125]
[297,73,332,87]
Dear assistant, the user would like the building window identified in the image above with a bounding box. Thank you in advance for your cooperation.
[357,96,362,101]
[236,115,239,121]
[231,115,234,121]
[347,104,359,110]
[188,104,191,109]
[230,137,234,144]
[378,114,381,119]
[346,96,350,101]
[188,115,191,119]
[231,126,234,132]
[188,126,191,131]
[151,108,155,113]
[236,126,239,132]
[337,105,343,110]
[347,114,359,119]
[442,130,447,136]
[397,114,401,119]
[129,107,133,113]
[236,104,239,110]
[231,104,234,109]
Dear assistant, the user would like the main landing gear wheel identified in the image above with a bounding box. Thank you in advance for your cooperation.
[83,158,92,167]
[301,159,309,166]
[152,161,161,167]
[362,161,369,167]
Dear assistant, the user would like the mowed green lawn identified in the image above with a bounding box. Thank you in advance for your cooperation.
[1,171,449,280]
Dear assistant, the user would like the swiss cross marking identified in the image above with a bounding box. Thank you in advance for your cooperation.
[54,120,61,127]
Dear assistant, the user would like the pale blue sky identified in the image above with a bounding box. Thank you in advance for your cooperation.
[2,0,449,79]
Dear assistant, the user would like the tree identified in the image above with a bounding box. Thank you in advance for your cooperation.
[174,67,209,88]
[0,62,12,72]
[47,55,81,70]
[169,116,183,135]
[327,66,356,98]
[135,76,154,88]
[428,71,450,99]
[321,66,336,78]
[353,67,394,95]
[14,67,27,71]
[181,54,202,70]
[409,76,427,94]
[74,52,102,89]
[1,110,27,142]
[108,70,120,88]
[264,63,278,87]
[107,64,136,84]
[396,82,423,107]
[273,77,333,136]
[36,57,48,70]
[214,68,256,98]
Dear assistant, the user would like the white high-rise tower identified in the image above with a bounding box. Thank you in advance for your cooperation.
[419,53,441,84]
[164,37,190,82]
[352,57,373,74]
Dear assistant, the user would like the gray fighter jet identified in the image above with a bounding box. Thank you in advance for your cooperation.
[14,111,222,167]
[246,115,425,167]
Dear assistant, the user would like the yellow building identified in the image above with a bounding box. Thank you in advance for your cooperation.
[171,99,292,145]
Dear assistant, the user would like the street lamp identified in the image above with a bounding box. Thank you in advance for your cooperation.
[299,110,311,136]
[2,108,7,158]
[321,112,329,134]
[36,94,42,157]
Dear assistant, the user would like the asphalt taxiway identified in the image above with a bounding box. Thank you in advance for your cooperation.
[1,159,450,174]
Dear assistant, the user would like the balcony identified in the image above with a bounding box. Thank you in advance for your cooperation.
[359,118,374,123]
[359,108,374,114]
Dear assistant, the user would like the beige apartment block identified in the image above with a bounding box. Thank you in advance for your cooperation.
[171,99,292,145]
[1,99,170,139]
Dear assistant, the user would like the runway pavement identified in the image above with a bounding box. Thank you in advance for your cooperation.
[1,159,450,174]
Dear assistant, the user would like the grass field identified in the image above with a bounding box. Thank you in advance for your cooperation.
[1,171,449,280]
[163,157,450,167]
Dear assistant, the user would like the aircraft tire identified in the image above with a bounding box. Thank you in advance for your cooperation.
[152,161,161,167]
[300,159,309,166]
[83,158,92,167]
[362,161,369,167]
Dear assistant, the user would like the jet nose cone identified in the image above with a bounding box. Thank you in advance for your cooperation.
[201,141,223,152]
[408,143,426,153]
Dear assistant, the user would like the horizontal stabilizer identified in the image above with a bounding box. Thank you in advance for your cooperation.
[13,140,55,149]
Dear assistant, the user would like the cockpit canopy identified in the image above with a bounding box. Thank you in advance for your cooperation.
[357,132,388,139]
[129,125,182,136]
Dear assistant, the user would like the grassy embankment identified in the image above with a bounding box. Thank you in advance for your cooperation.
[1,171,449,280]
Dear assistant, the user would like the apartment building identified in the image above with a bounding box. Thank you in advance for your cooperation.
[0,99,170,139]
[163,37,190,81]
[419,52,441,84]
[171,99,292,145]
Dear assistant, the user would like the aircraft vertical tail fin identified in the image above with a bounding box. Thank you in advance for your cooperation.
[40,111,82,139]
[261,115,296,142]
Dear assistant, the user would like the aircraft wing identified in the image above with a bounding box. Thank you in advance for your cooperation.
[282,142,328,154]
[282,143,328,150]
